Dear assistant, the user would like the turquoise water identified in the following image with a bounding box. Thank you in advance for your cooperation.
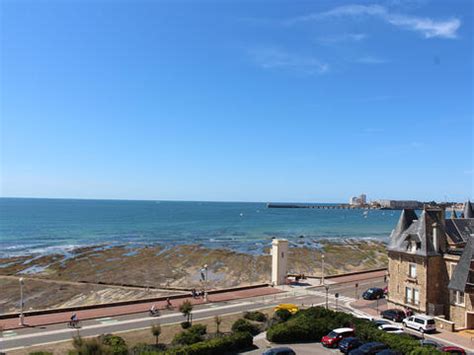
[0,198,400,257]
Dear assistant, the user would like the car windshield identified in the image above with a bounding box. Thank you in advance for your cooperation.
[327,331,338,338]
[427,319,435,324]
[367,289,374,293]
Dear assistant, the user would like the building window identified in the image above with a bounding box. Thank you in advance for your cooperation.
[456,291,465,306]
[405,287,412,304]
[409,263,417,278]
[413,288,420,305]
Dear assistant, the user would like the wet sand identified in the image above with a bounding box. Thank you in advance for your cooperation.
[0,240,387,312]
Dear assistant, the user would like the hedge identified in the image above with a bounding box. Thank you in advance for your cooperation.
[243,311,267,322]
[231,318,261,336]
[266,306,443,355]
[166,331,253,355]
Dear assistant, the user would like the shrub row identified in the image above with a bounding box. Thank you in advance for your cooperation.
[243,311,267,322]
[166,331,253,355]
[266,306,443,355]
[231,318,261,336]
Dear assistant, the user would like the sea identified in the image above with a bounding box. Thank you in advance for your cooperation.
[0,198,401,258]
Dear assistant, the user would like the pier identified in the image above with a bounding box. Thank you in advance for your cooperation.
[266,203,377,210]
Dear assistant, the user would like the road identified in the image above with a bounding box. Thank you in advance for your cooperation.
[0,275,385,352]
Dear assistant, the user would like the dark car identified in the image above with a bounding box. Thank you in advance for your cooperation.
[362,287,385,300]
[348,342,388,355]
[376,350,402,355]
[338,337,363,353]
[372,319,391,327]
[380,309,406,322]
[420,339,441,348]
[440,346,466,354]
[262,347,296,355]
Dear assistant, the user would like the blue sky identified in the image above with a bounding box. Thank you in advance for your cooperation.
[1,0,472,202]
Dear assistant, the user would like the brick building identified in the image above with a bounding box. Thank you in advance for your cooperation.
[386,201,474,329]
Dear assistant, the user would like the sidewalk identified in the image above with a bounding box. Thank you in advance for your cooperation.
[0,286,282,331]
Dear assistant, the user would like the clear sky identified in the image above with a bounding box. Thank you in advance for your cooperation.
[1,0,473,203]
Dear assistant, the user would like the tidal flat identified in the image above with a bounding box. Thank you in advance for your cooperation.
[0,239,387,312]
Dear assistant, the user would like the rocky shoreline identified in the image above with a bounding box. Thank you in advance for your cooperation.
[0,240,388,313]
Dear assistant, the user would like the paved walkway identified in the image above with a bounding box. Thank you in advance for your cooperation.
[0,286,282,331]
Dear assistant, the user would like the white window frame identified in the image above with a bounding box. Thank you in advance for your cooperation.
[409,263,417,278]
[455,291,465,306]
[405,287,413,304]
[413,288,420,305]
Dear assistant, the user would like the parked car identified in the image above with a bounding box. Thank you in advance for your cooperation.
[274,303,299,315]
[378,324,404,334]
[338,337,363,353]
[376,350,402,355]
[419,339,441,348]
[362,287,385,300]
[322,327,355,348]
[440,346,466,354]
[380,309,406,322]
[348,342,388,354]
[372,319,391,327]
[262,347,296,355]
[402,314,436,333]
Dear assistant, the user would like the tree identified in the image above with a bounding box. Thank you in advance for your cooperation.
[151,324,161,346]
[214,315,222,334]
[179,300,193,324]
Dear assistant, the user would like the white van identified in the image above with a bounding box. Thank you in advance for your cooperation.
[402,314,436,333]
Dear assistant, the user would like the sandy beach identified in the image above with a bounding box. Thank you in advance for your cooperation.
[0,239,387,313]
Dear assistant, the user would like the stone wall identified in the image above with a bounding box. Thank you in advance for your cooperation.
[387,251,427,312]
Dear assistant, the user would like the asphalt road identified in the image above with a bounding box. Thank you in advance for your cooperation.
[0,276,388,353]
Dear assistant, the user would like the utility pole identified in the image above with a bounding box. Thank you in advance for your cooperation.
[19,277,25,326]
[321,254,325,285]
[202,264,208,302]
[325,285,329,309]
[355,283,359,300]
[335,293,339,311]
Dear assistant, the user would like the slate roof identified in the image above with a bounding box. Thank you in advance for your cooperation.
[462,200,474,219]
[388,209,443,256]
[448,236,474,292]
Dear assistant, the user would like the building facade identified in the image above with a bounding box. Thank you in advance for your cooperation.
[378,200,423,209]
[387,201,474,329]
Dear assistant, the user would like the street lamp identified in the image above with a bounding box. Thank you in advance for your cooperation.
[321,254,325,285]
[19,277,24,326]
[325,285,329,309]
[201,264,209,301]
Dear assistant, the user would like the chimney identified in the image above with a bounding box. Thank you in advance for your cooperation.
[432,222,439,253]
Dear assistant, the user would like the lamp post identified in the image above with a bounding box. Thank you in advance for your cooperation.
[202,264,208,301]
[19,277,24,326]
[321,254,325,285]
[325,285,329,309]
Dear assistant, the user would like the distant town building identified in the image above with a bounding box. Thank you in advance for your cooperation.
[349,194,367,206]
[387,201,474,330]
[378,199,423,210]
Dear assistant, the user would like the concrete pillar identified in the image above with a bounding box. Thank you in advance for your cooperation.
[271,239,288,285]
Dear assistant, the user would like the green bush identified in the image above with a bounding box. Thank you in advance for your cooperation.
[172,329,205,346]
[243,311,267,322]
[181,321,191,329]
[99,334,128,355]
[129,343,167,355]
[187,324,207,336]
[166,331,253,355]
[29,352,54,355]
[231,318,261,336]
[266,306,441,354]
[274,309,292,322]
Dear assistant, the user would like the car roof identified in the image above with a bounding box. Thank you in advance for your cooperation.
[380,324,402,328]
[362,342,385,346]
[332,327,354,333]
[411,314,434,320]
[385,308,404,313]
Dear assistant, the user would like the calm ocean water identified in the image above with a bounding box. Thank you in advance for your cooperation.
[0,198,401,257]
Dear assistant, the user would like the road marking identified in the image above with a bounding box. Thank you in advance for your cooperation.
[0,301,254,342]
[2,330,17,337]
[97,317,118,324]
